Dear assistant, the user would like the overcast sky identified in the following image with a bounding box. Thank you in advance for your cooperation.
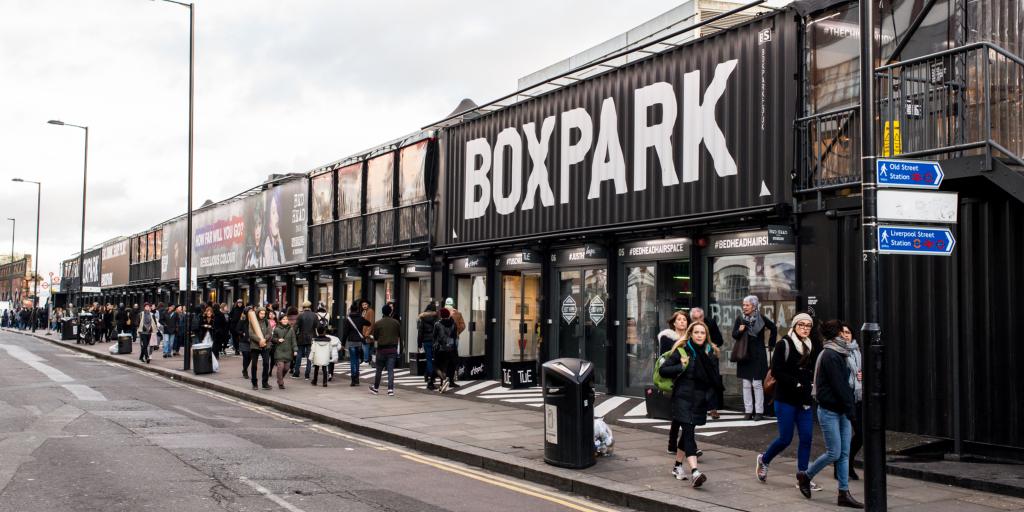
[1,0,740,291]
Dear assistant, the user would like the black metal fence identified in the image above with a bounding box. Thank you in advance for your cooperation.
[128,261,160,283]
[307,201,430,258]
[798,42,1024,191]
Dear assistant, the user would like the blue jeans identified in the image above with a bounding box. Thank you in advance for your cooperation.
[373,351,398,390]
[292,345,311,377]
[762,400,815,470]
[362,343,373,364]
[163,334,176,356]
[807,408,852,490]
[349,345,362,378]
[422,341,433,378]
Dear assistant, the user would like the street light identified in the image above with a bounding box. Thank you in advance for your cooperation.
[46,120,88,310]
[6,217,14,264]
[11,179,41,332]
[153,0,195,371]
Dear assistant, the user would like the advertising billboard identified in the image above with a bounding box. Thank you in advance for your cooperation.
[101,238,130,288]
[81,248,102,290]
[440,14,797,246]
[161,218,188,282]
[311,172,333,225]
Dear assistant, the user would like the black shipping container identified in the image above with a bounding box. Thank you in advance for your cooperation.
[439,12,799,248]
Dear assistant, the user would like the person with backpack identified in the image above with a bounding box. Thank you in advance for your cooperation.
[756,312,820,488]
[432,307,459,394]
[417,302,439,390]
[271,313,296,389]
[293,301,318,379]
[368,303,401,396]
[341,302,371,386]
[659,321,722,488]
[797,319,863,508]
[657,311,690,454]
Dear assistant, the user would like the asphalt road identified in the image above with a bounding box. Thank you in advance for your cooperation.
[0,330,625,512]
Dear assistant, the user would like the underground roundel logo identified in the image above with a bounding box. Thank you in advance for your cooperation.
[561,296,578,324]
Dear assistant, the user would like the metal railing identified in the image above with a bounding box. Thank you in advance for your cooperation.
[308,201,430,258]
[798,42,1024,192]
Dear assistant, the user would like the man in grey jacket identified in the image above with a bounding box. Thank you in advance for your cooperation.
[293,301,318,379]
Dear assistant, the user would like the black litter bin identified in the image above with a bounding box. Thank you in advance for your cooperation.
[192,347,214,375]
[61,319,77,341]
[542,358,596,469]
[117,333,133,354]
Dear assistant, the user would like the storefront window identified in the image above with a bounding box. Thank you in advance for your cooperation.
[337,163,362,219]
[344,280,362,315]
[399,141,428,206]
[709,252,797,374]
[625,264,658,392]
[456,275,487,357]
[365,152,394,214]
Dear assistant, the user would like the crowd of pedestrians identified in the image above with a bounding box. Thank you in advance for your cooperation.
[1,305,47,331]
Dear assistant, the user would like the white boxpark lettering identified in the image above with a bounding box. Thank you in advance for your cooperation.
[462,58,739,220]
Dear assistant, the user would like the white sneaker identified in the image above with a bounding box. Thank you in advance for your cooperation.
[691,469,707,488]
[672,465,689,481]
[756,453,768,482]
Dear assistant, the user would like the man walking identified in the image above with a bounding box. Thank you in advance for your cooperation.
[368,303,400,397]
[294,301,317,379]
[161,304,178,358]
[229,299,244,355]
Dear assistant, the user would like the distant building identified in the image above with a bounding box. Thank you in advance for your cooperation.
[0,255,33,305]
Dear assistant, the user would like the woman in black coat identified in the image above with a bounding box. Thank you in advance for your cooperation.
[213,303,230,357]
[731,295,778,420]
[659,321,723,488]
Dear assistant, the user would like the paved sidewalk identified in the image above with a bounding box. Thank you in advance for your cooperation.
[16,329,1024,512]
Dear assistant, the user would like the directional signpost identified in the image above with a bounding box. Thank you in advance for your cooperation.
[876,158,944,189]
[878,225,956,256]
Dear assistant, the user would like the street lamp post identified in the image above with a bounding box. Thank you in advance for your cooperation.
[154,0,195,371]
[6,218,14,264]
[12,179,41,332]
[47,120,88,310]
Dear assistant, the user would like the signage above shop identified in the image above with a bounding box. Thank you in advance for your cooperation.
[555,244,607,266]
[342,267,362,279]
[452,256,489,273]
[371,266,393,278]
[404,262,432,275]
[877,190,958,224]
[878,225,955,256]
[498,250,541,269]
[706,228,793,254]
[877,158,944,189]
[618,238,691,261]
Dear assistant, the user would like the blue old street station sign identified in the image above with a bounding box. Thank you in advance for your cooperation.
[876,158,944,189]
[878,225,956,256]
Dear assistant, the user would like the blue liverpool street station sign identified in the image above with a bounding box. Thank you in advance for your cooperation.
[877,158,944,189]
[878,225,956,256]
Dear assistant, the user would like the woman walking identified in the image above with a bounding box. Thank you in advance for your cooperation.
[657,311,690,454]
[797,319,863,508]
[731,295,777,420]
[659,321,723,488]
[271,313,296,389]
[756,313,819,487]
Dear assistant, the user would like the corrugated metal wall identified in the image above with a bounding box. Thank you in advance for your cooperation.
[439,12,800,247]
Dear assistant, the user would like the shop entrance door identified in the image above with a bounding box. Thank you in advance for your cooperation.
[404,278,432,360]
[455,274,486,358]
[500,271,541,362]
[557,268,608,389]
[623,260,691,396]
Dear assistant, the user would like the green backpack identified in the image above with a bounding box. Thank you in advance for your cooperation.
[653,346,690,394]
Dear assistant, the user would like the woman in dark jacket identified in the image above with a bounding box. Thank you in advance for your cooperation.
[731,295,778,420]
[657,311,689,454]
[196,307,216,345]
[756,312,819,484]
[417,302,439,389]
[659,321,722,488]
[213,303,230,357]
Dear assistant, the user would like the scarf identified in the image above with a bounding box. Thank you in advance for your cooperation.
[786,329,811,355]
[847,339,863,401]
[823,336,850,355]
[687,341,724,391]
[743,311,765,337]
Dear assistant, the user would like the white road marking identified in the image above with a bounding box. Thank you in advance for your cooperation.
[481,386,541,395]
[593,396,629,418]
[696,431,727,437]
[499,398,546,403]
[696,419,775,428]
[619,418,670,425]
[480,393,544,400]
[623,401,647,417]
[238,476,306,512]
[1,344,107,401]
[455,380,498,395]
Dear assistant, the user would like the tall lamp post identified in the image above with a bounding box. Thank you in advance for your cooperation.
[6,218,14,264]
[153,0,195,371]
[11,179,41,332]
[47,120,88,309]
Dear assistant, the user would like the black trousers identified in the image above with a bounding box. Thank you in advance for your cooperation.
[676,422,698,457]
[240,349,252,374]
[138,333,151,362]
[249,348,271,387]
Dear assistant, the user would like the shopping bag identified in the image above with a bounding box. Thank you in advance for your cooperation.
[211,353,220,372]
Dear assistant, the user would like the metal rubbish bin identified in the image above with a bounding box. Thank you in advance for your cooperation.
[192,347,214,375]
[117,333,133,354]
[542,358,596,469]
[61,319,77,341]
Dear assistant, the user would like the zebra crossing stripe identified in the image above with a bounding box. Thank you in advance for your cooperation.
[455,381,499,395]
[593,396,630,418]
[481,393,544,400]
[500,397,546,403]
[623,401,647,417]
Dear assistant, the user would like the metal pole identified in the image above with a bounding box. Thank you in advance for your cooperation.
[31,184,40,332]
[79,127,88,310]
[859,0,886,509]
[184,2,194,371]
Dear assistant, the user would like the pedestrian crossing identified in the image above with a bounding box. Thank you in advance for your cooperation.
[331,362,776,435]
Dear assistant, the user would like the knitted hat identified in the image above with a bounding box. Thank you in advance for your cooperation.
[792,312,813,326]
[302,300,312,309]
